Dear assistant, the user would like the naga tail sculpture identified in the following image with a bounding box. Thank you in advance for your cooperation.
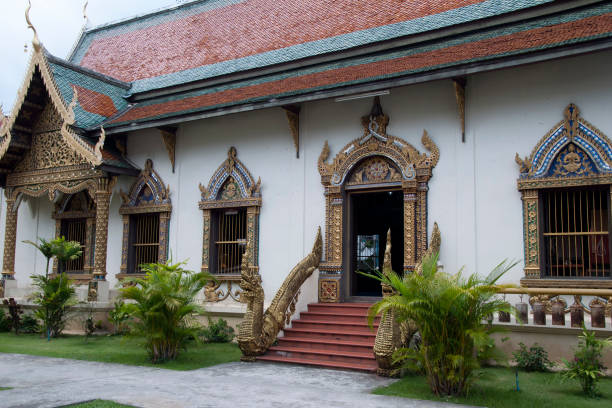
[374,222,441,377]
[238,227,323,362]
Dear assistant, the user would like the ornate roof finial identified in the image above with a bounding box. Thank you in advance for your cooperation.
[25,0,41,53]
[83,1,90,26]
[94,125,106,162]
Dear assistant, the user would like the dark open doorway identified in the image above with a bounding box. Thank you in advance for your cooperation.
[349,190,404,297]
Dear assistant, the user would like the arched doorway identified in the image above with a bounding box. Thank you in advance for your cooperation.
[317,98,439,302]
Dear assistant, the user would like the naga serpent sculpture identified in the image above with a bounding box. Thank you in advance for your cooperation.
[238,227,323,361]
[374,222,441,376]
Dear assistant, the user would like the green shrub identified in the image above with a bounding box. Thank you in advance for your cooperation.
[20,313,41,334]
[513,342,554,372]
[0,309,11,332]
[30,273,76,338]
[367,253,516,397]
[561,325,612,397]
[201,318,235,343]
[108,299,131,335]
[121,260,211,363]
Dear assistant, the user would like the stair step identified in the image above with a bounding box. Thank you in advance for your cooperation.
[269,345,375,360]
[257,354,377,373]
[283,327,376,342]
[277,337,374,352]
[299,311,380,324]
[291,320,378,331]
[307,303,373,314]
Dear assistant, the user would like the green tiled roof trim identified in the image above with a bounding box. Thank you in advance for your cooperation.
[71,0,554,94]
[103,3,612,127]
[47,56,130,128]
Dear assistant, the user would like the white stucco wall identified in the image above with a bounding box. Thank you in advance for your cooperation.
[5,50,612,309]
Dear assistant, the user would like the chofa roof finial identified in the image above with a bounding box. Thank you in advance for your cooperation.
[83,1,90,26]
[25,0,42,53]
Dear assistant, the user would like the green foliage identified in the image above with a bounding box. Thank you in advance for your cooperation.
[29,273,76,338]
[513,342,554,372]
[108,299,131,335]
[200,318,235,343]
[20,313,41,334]
[0,309,11,332]
[561,325,612,397]
[366,253,517,397]
[121,260,211,363]
[23,236,83,277]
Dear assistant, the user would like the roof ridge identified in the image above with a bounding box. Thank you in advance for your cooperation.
[45,51,131,90]
[82,0,209,34]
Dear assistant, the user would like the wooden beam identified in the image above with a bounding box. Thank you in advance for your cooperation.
[282,105,300,158]
[453,77,466,143]
[158,126,177,173]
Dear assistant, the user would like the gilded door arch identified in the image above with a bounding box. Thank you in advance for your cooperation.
[317,98,439,302]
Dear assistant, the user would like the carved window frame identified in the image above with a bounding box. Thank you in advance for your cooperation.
[52,191,96,279]
[198,147,261,302]
[118,159,171,279]
[516,104,612,289]
[317,98,439,302]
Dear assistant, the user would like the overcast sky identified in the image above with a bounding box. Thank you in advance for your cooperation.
[0,0,184,114]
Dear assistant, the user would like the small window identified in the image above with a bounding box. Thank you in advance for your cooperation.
[129,213,160,274]
[541,187,610,278]
[60,218,86,273]
[213,208,246,275]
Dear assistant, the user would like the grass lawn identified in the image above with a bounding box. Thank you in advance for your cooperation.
[66,400,136,408]
[0,333,241,370]
[0,387,12,391]
[374,367,612,408]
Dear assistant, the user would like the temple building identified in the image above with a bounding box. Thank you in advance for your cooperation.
[1,0,612,372]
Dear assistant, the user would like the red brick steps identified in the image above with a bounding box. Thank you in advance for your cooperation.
[257,302,378,373]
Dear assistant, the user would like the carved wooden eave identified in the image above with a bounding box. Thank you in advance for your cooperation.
[158,126,177,173]
[0,47,101,177]
[282,105,300,158]
[453,77,466,143]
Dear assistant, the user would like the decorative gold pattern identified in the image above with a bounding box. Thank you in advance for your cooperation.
[317,98,438,294]
[516,105,612,285]
[159,127,176,173]
[1,198,18,278]
[319,278,339,302]
[199,147,262,291]
[282,105,300,158]
[238,228,322,361]
[119,160,171,276]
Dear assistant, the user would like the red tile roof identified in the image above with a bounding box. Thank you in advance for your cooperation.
[78,0,485,82]
[110,12,612,125]
[74,85,118,118]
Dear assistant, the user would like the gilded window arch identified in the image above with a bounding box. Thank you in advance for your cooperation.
[198,147,261,302]
[118,159,171,277]
[516,103,612,288]
[317,98,439,302]
[52,191,96,280]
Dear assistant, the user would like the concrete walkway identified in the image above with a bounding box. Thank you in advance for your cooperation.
[0,353,469,408]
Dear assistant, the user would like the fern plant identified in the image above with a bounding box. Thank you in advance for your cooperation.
[121,261,211,363]
[366,253,516,397]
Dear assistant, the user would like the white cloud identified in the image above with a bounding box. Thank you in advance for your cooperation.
[0,0,179,114]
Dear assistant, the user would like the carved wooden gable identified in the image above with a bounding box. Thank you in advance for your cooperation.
[15,100,87,172]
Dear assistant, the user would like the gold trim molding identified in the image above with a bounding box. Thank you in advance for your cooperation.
[317,97,439,301]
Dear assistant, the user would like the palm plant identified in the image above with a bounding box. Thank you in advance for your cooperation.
[52,237,83,275]
[30,273,76,338]
[121,260,211,363]
[22,238,55,278]
[366,253,517,397]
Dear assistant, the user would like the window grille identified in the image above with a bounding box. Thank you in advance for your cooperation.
[215,209,246,274]
[541,188,610,278]
[130,213,160,273]
[60,218,86,273]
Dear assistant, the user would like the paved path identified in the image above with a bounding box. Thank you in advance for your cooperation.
[0,353,469,408]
